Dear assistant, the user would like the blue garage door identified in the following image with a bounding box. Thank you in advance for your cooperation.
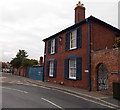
[28,66,44,81]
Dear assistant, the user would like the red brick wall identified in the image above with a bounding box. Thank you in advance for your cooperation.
[44,23,89,89]
[75,6,85,24]
[13,67,27,77]
[19,66,26,77]
[91,48,120,94]
[13,68,19,75]
[44,20,117,90]
[90,20,115,51]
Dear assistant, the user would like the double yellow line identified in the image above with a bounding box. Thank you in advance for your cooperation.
[30,83,118,109]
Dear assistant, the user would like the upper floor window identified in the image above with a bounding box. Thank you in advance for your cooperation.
[48,38,58,55]
[70,30,77,49]
[51,39,55,54]
[65,26,82,51]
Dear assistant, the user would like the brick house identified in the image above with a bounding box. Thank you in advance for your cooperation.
[43,2,120,92]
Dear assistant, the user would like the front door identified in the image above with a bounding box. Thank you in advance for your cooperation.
[97,64,108,91]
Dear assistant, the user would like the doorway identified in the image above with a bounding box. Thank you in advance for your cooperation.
[97,63,108,91]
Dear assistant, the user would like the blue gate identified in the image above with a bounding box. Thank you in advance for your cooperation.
[28,66,44,81]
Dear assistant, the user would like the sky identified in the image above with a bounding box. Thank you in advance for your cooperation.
[0,0,119,62]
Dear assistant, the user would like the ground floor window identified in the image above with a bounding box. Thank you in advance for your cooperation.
[49,61,54,77]
[69,59,76,79]
[46,59,57,78]
[64,56,82,80]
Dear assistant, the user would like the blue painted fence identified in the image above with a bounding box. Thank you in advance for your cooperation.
[28,66,44,81]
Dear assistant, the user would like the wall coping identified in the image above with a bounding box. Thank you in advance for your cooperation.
[92,47,120,55]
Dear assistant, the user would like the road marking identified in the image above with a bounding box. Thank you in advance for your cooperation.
[16,82,24,85]
[26,83,120,108]
[0,77,6,79]
[7,81,30,86]
[51,87,110,101]
[21,83,30,86]
[99,99,120,108]
[2,87,28,94]
[41,98,64,110]
[31,84,50,89]
[9,81,16,83]
[52,88,120,108]
[0,81,5,83]
[100,96,110,99]
[54,89,115,109]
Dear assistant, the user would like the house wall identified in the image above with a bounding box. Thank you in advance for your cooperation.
[44,23,89,89]
[91,48,120,94]
[44,20,118,90]
[90,20,115,51]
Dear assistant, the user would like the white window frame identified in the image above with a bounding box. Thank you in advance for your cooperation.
[49,61,54,77]
[70,30,77,50]
[69,59,76,79]
[51,39,55,54]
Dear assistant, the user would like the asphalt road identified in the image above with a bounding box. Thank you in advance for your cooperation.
[1,73,116,109]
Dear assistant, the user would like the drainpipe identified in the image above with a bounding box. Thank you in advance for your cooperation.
[88,21,91,91]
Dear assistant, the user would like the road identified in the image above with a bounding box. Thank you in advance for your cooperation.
[1,72,116,109]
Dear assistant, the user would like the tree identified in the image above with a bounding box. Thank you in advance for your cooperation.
[16,50,28,59]
[113,37,120,48]
[10,49,38,68]
[10,58,22,68]
[10,49,28,68]
[23,59,38,67]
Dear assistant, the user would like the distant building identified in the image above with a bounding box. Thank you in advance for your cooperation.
[1,62,11,73]
[43,2,120,94]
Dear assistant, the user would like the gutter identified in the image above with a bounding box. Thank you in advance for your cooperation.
[88,21,91,91]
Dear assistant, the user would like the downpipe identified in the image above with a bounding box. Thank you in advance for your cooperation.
[88,22,91,91]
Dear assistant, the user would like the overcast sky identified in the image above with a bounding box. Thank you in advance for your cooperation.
[0,0,119,62]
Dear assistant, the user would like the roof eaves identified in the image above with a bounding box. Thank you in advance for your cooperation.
[43,19,87,42]
[88,16,120,33]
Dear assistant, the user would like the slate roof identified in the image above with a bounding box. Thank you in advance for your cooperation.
[43,16,120,42]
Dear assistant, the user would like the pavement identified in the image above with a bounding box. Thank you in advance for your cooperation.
[21,76,120,109]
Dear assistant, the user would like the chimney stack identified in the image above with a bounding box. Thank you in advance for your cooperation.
[75,1,85,24]
[39,56,43,66]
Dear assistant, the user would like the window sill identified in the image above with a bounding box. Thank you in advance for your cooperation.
[69,47,77,51]
[49,75,54,78]
[50,52,55,55]
[68,77,77,81]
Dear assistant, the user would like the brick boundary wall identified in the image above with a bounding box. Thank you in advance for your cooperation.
[91,48,120,94]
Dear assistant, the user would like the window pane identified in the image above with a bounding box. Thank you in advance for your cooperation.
[69,59,76,79]
[49,62,54,76]
[51,39,55,54]
[70,30,77,49]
